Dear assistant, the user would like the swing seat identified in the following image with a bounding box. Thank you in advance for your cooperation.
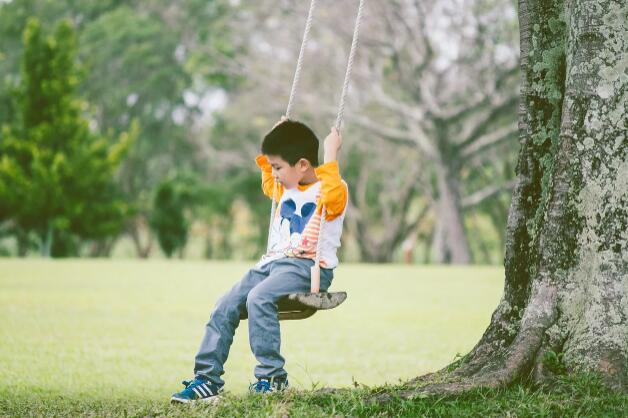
[240,291,347,321]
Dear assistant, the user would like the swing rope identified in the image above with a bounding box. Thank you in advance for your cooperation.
[285,0,318,120]
[335,0,365,131]
[268,0,365,292]
[267,0,319,253]
[313,0,365,285]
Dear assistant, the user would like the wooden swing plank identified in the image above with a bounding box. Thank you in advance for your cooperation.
[279,309,316,321]
[284,291,347,310]
[239,291,347,321]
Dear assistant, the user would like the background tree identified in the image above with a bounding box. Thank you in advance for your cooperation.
[149,175,193,258]
[79,4,204,257]
[340,0,520,264]
[0,0,523,263]
[0,18,133,257]
[204,0,520,263]
[0,0,242,258]
[0,0,132,128]
[387,0,627,396]
[342,141,431,262]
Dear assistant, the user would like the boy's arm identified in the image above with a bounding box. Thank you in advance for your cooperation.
[255,154,284,202]
[315,160,348,221]
[315,127,348,221]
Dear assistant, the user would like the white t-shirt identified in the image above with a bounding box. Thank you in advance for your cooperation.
[256,180,348,269]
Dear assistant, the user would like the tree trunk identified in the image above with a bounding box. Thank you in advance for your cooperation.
[358,243,395,263]
[128,216,152,258]
[395,0,627,397]
[40,224,53,258]
[433,163,472,264]
[15,226,31,257]
[88,238,116,257]
[346,159,425,263]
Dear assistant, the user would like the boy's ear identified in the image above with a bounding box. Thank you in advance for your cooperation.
[297,158,311,171]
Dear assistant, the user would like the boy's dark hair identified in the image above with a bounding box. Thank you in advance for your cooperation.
[261,120,319,166]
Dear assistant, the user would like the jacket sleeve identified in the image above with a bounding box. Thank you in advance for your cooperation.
[255,154,284,202]
[314,160,348,221]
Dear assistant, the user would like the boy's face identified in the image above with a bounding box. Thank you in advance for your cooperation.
[266,155,311,189]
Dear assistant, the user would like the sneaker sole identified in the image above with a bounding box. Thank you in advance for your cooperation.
[249,388,290,395]
[170,395,222,405]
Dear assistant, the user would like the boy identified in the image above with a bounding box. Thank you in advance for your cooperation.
[171,119,348,403]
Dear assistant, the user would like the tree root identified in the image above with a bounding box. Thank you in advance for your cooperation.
[376,281,558,402]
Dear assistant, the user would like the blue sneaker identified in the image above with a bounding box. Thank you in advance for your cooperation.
[171,378,223,404]
[249,376,289,394]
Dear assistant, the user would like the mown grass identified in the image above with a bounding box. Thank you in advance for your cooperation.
[1,259,625,416]
[1,373,625,417]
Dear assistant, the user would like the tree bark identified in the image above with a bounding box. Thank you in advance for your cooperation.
[432,163,472,264]
[395,0,627,397]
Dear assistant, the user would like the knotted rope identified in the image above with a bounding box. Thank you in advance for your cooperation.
[267,0,366,290]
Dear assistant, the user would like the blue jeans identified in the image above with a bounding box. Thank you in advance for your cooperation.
[193,257,334,386]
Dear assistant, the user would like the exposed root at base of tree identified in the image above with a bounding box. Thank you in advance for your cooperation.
[373,281,559,402]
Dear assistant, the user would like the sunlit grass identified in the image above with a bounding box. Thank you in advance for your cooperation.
[0,259,503,402]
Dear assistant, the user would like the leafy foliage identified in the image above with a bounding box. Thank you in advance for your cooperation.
[542,350,568,375]
[150,176,191,258]
[0,18,133,256]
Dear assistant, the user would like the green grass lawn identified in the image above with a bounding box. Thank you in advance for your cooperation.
[0,260,501,397]
[2,260,625,417]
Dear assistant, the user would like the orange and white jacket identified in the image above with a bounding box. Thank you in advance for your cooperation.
[255,155,348,269]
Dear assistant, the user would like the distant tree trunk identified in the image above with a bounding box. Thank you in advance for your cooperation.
[401,234,418,264]
[88,238,116,257]
[14,226,31,257]
[128,216,152,258]
[432,163,472,264]
[40,224,53,258]
[357,242,395,263]
[346,156,427,263]
[204,217,235,260]
[17,237,29,257]
[396,0,627,397]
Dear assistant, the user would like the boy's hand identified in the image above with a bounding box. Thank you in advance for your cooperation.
[323,127,342,163]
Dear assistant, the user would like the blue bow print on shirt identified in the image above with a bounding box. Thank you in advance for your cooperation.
[280,199,317,234]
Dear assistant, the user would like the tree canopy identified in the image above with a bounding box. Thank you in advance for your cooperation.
[0,18,133,256]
